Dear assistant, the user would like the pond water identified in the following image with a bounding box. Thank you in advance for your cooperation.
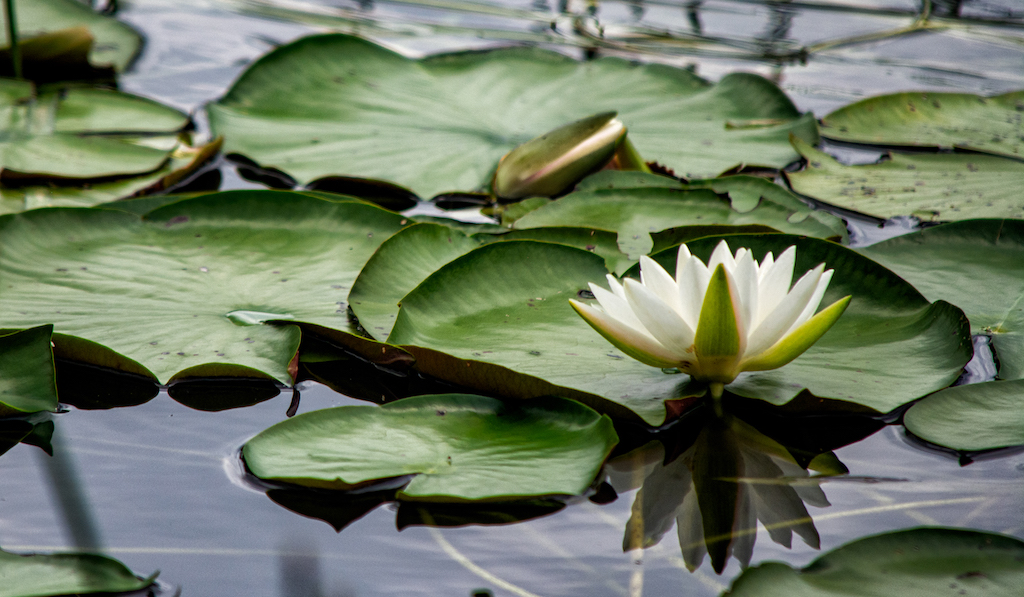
[1,1,1023,596]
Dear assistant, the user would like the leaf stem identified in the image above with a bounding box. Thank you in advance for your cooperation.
[2,0,20,79]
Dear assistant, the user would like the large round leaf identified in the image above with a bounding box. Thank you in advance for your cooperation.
[0,325,56,416]
[724,528,1024,597]
[0,549,153,597]
[0,191,408,383]
[904,380,1024,451]
[860,219,1024,380]
[512,184,846,258]
[349,223,483,341]
[786,137,1024,221]
[9,0,142,73]
[820,90,1024,159]
[207,34,818,197]
[386,236,970,424]
[0,80,191,205]
[242,394,618,501]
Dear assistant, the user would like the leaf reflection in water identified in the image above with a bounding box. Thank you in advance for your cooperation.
[609,408,851,574]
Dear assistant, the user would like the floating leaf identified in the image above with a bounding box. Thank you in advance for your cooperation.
[0,191,408,383]
[4,0,143,74]
[208,34,818,198]
[243,394,618,501]
[786,137,1024,221]
[861,219,1024,380]
[724,527,1024,597]
[511,176,847,259]
[0,549,154,597]
[820,90,1024,159]
[386,236,970,425]
[0,326,56,416]
[904,380,1024,452]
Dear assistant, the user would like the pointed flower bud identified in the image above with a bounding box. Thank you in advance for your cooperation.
[569,240,851,385]
[492,112,626,200]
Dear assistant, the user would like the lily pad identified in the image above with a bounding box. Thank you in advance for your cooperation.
[786,137,1024,221]
[386,235,970,425]
[724,527,1024,597]
[349,223,631,340]
[0,549,154,597]
[0,138,222,215]
[208,34,818,198]
[4,0,142,74]
[349,223,483,340]
[0,79,192,205]
[510,180,847,259]
[904,380,1024,452]
[242,394,618,501]
[0,191,408,383]
[820,90,1024,159]
[861,219,1024,380]
[0,325,56,416]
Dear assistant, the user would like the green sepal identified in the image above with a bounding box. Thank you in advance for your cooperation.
[742,295,851,372]
[693,264,741,382]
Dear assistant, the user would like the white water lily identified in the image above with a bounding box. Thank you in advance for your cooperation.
[569,240,850,395]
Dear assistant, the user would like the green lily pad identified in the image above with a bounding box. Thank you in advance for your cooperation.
[386,235,969,425]
[5,0,142,74]
[510,181,847,259]
[904,380,1024,452]
[860,219,1024,380]
[786,137,1024,222]
[0,325,56,416]
[724,527,1024,597]
[0,191,408,383]
[0,138,221,215]
[349,223,484,340]
[0,79,191,207]
[208,34,818,198]
[242,394,618,501]
[820,90,1024,159]
[0,549,154,597]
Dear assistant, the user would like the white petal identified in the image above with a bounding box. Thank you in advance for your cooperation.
[675,243,693,281]
[623,279,697,359]
[590,283,647,333]
[708,240,736,273]
[570,300,681,367]
[757,252,775,282]
[744,264,824,358]
[732,249,759,337]
[754,246,795,325]
[676,254,709,331]
[788,268,834,333]
[606,274,627,301]
[639,255,682,315]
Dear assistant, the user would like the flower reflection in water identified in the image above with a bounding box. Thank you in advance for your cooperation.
[608,409,849,574]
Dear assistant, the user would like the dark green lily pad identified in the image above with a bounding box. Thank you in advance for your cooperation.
[0,191,408,383]
[786,137,1024,222]
[6,0,142,74]
[820,90,1024,159]
[904,380,1024,452]
[0,325,57,416]
[242,394,618,501]
[861,219,1024,380]
[724,527,1024,597]
[386,235,970,425]
[0,549,154,597]
[511,183,846,258]
[349,223,483,340]
[0,138,221,215]
[208,34,818,198]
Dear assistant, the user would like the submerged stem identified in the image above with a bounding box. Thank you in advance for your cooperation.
[709,382,725,417]
[2,0,20,79]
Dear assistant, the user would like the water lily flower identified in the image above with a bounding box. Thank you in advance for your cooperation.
[569,240,850,398]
